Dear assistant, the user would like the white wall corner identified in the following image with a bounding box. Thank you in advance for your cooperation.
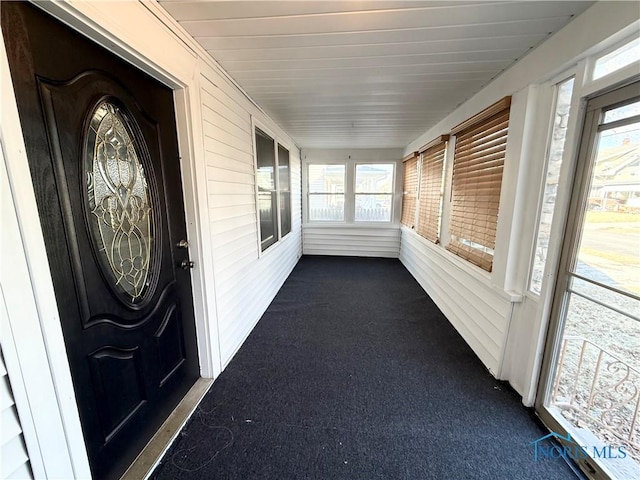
[492,85,539,293]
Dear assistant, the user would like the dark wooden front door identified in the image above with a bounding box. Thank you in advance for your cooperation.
[2,3,200,479]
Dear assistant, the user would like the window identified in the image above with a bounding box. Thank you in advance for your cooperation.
[593,36,640,80]
[278,144,291,237]
[530,77,575,294]
[401,152,418,228]
[254,126,291,252]
[447,97,511,272]
[355,164,394,222]
[416,136,448,243]
[308,164,345,221]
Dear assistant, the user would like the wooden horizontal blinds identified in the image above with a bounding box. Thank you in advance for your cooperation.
[446,97,511,272]
[416,137,448,243]
[401,154,418,228]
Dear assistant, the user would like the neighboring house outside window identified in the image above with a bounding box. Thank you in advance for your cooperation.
[308,164,346,221]
[306,162,396,224]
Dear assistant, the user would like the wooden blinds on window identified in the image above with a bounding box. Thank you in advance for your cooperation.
[416,136,448,243]
[401,152,418,228]
[446,96,511,272]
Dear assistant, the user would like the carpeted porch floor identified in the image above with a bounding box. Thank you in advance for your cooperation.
[151,256,578,480]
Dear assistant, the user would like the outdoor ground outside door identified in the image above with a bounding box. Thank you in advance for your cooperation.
[537,80,640,480]
[2,3,200,479]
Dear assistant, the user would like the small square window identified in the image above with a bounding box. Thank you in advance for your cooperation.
[354,164,394,222]
[308,164,346,221]
[593,37,640,81]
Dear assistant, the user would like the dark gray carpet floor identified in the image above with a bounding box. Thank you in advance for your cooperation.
[151,256,578,480]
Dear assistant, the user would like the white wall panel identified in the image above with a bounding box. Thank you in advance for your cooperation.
[0,349,32,480]
[199,61,302,368]
[303,227,400,258]
[400,228,515,375]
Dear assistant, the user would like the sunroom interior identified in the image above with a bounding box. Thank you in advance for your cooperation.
[1,1,639,480]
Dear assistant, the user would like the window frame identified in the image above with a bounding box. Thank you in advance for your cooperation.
[251,118,293,255]
[590,33,640,82]
[305,159,398,225]
[415,135,449,244]
[400,151,419,229]
[353,162,395,223]
[446,96,512,272]
[277,143,292,239]
[306,162,347,223]
[528,75,578,296]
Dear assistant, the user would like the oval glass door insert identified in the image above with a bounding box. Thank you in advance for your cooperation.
[85,101,154,303]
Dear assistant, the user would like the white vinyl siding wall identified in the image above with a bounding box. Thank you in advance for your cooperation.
[303,226,400,258]
[198,62,302,366]
[0,349,32,480]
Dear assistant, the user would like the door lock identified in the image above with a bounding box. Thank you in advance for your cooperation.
[179,259,195,270]
[177,239,189,249]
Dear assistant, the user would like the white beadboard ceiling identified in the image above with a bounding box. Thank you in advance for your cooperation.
[159,1,594,148]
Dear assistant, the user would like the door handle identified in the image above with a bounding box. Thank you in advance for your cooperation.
[179,259,195,270]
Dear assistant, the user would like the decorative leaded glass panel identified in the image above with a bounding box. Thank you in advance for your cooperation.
[85,102,153,303]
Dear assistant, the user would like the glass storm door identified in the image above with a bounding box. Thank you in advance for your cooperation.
[2,3,200,480]
[537,81,640,480]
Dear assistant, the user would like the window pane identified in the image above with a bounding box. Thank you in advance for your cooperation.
[603,100,640,124]
[593,37,640,80]
[278,145,291,237]
[355,164,394,193]
[259,191,277,250]
[280,191,291,236]
[447,98,510,272]
[576,119,640,296]
[85,102,154,303]
[417,142,447,243]
[278,144,290,191]
[308,164,345,194]
[355,194,392,222]
[401,157,418,228]
[530,77,575,294]
[255,128,276,251]
[256,129,275,191]
[309,194,344,221]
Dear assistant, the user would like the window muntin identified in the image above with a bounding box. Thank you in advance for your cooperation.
[602,100,640,124]
[278,144,291,237]
[416,138,448,243]
[530,77,575,295]
[308,164,345,221]
[447,97,511,272]
[355,164,394,222]
[401,154,418,228]
[593,37,640,81]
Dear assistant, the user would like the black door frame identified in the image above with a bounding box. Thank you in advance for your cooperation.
[0,1,219,477]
